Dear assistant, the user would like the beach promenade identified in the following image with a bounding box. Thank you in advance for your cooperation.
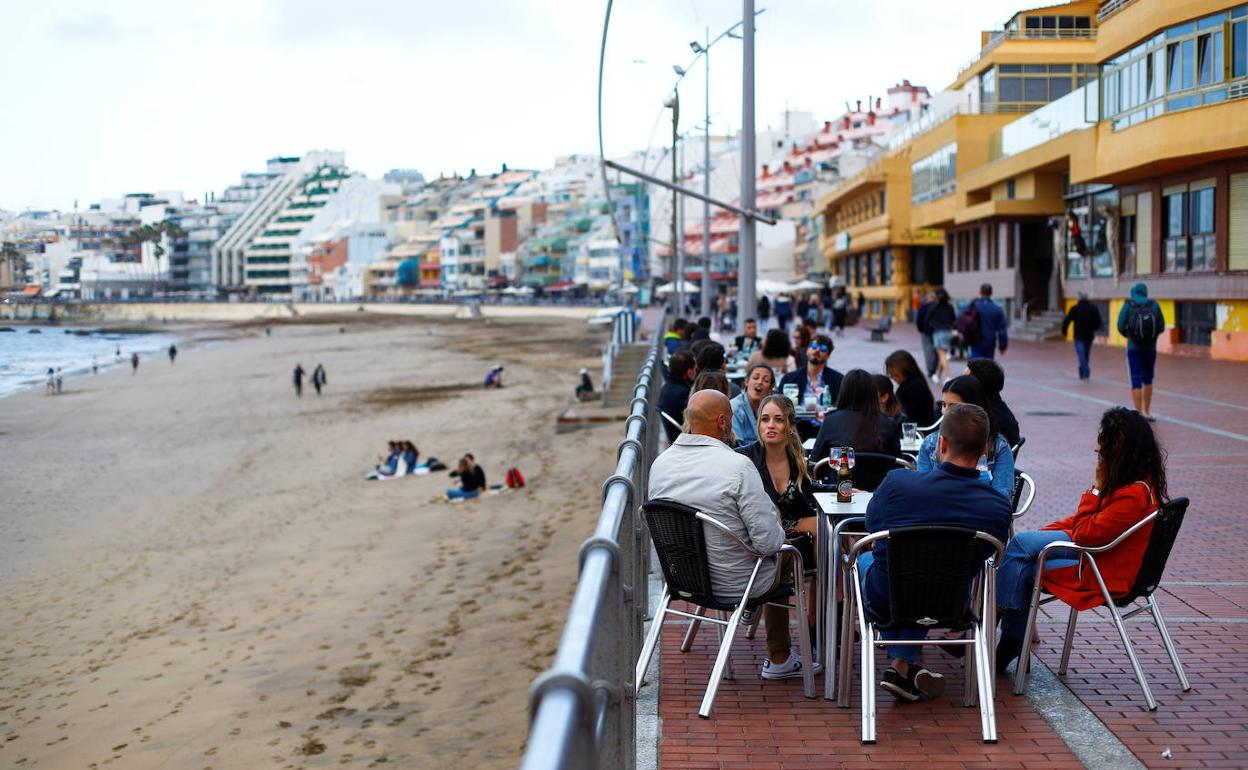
[651,323,1248,769]
[0,312,618,769]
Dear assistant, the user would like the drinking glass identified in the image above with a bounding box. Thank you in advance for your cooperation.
[782,383,799,406]
[902,422,918,443]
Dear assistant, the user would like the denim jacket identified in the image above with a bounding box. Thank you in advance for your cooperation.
[915,431,1014,500]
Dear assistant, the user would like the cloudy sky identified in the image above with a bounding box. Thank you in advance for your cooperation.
[0,0,1029,211]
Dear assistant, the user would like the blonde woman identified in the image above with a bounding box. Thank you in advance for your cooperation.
[736,393,820,677]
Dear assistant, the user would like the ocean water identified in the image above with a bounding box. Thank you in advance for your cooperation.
[0,324,181,398]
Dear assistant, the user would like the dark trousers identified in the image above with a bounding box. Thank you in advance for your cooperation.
[969,343,996,360]
[1073,339,1092,379]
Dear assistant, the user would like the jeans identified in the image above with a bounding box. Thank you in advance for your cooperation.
[1073,339,1092,379]
[857,552,926,664]
[996,530,1080,639]
[446,488,480,500]
[1126,347,1157,388]
[969,343,997,360]
[920,333,938,376]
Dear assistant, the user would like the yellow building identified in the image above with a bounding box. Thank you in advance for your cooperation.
[819,0,1248,359]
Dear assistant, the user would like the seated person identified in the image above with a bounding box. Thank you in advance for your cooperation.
[790,325,812,371]
[690,371,735,444]
[812,369,901,462]
[915,375,1014,500]
[746,329,795,378]
[730,364,775,446]
[885,349,936,427]
[484,365,505,388]
[872,373,902,419]
[860,403,1013,701]
[447,454,487,499]
[649,390,810,680]
[778,333,843,407]
[694,341,741,398]
[575,368,595,400]
[690,316,712,342]
[663,318,690,355]
[367,441,401,479]
[737,395,821,643]
[995,407,1165,673]
[657,351,696,443]
[402,441,419,473]
[734,318,762,355]
[966,358,1020,447]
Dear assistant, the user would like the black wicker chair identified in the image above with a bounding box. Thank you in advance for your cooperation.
[1010,436,1026,461]
[1012,497,1192,711]
[840,525,1005,744]
[635,499,816,717]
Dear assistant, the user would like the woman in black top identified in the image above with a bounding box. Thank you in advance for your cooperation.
[929,288,956,383]
[812,369,901,461]
[737,395,818,538]
[885,349,936,427]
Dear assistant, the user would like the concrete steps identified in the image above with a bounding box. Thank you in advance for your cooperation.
[1011,311,1066,342]
[603,344,653,406]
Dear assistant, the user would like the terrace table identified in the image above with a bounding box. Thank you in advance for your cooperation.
[814,491,873,700]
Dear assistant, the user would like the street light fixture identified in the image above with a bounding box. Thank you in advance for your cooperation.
[672,65,686,76]
[689,41,704,53]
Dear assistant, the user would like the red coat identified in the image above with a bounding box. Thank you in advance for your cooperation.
[1040,482,1157,611]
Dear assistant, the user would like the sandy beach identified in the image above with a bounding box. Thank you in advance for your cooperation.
[0,313,619,768]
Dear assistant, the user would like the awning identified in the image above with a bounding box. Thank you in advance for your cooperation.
[547,281,577,291]
[22,285,42,296]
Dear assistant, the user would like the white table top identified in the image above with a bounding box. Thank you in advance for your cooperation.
[814,490,873,517]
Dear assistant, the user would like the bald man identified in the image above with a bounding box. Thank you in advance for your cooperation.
[649,391,812,680]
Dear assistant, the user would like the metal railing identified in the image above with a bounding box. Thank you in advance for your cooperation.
[521,314,664,770]
[1097,0,1138,22]
[957,27,1098,77]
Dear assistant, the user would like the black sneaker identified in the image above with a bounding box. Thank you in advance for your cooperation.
[996,635,1024,676]
[880,666,945,702]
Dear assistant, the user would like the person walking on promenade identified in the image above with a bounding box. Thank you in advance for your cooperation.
[964,283,1009,360]
[1062,293,1103,380]
[130,352,140,373]
[773,292,793,331]
[312,363,327,396]
[293,363,306,397]
[757,294,771,333]
[928,288,956,383]
[831,288,849,336]
[168,344,178,364]
[856,291,866,318]
[914,291,938,378]
[1116,282,1165,421]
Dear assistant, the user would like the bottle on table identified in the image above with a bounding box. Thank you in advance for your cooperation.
[837,447,853,503]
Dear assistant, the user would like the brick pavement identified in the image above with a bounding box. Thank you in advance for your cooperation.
[652,322,1248,769]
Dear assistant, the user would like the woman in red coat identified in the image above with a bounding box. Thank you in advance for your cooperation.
[995,407,1167,674]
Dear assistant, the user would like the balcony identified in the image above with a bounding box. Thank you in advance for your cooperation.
[1096,0,1138,23]
[957,27,1098,77]
[991,81,1097,161]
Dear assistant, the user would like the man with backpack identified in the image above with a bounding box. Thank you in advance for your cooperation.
[957,284,1009,360]
[1116,282,1165,421]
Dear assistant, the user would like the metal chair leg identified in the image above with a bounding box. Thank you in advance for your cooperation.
[698,608,743,718]
[963,638,976,708]
[1012,574,1048,695]
[680,605,706,652]
[744,612,759,640]
[715,611,734,681]
[1083,561,1157,711]
[636,586,670,690]
[1148,596,1191,691]
[838,590,856,707]
[973,625,998,743]
[824,520,840,700]
[1058,607,1079,676]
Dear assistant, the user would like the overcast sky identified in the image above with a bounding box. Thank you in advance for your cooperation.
[0,0,1029,212]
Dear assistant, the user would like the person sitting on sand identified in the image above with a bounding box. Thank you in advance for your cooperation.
[447,454,487,499]
[484,365,504,388]
[365,442,402,480]
[401,441,419,472]
[576,368,595,400]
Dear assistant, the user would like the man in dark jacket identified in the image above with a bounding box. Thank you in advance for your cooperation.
[1061,293,1103,380]
[778,334,844,438]
[860,403,1012,701]
[657,351,696,443]
[969,283,1008,360]
[1116,282,1165,420]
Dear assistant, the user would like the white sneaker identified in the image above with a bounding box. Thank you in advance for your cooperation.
[761,651,822,680]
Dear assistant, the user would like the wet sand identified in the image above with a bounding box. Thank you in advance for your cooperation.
[0,314,619,768]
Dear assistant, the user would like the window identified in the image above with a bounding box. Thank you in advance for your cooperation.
[1235,20,1247,78]
[1175,301,1216,346]
[1025,78,1048,101]
[1006,179,1016,200]
[911,142,957,204]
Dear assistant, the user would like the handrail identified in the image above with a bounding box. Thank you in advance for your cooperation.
[521,312,665,770]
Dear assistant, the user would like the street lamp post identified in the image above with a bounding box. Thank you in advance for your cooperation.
[666,93,680,316]
[699,28,712,321]
[738,0,757,333]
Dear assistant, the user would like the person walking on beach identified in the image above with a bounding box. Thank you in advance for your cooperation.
[311,364,327,396]
[45,367,55,395]
[168,344,178,364]
[1062,293,1103,380]
[293,364,306,397]
[55,368,64,394]
[92,357,98,375]
[1117,282,1165,421]
[130,352,140,373]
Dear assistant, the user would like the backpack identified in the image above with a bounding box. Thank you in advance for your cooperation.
[505,467,526,488]
[1125,301,1160,343]
[955,302,983,347]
